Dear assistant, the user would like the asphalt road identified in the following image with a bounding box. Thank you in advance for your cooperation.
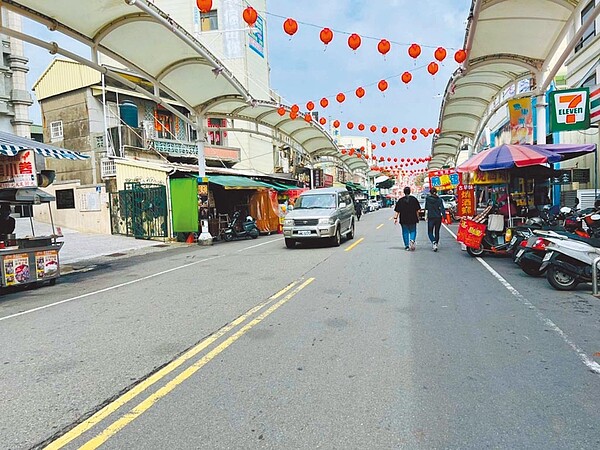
[1,208,599,449]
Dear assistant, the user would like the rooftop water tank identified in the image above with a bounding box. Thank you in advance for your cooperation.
[119,100,138,128]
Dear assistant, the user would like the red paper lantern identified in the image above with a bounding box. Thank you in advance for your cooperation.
[391,140,396,145]
[333,120,340,128]
[283,18,298,36]
[392,127,399,134]
[428,128,434,134]
[291,104,299,113]
[356,87,365,98]
[277,106,286,116]
[290,110,298,120]
[394,158,398,163]
[358,123,365,131]
[427,62,439,76]
[349,148,355,156]
[348,33,362,51]
[370,125,377,133]
[196,0,212,13]
[435,127,441,134]
[347,121,354,129]
[402,128,408,134]
[401,158,405,162]
[382,142,387,148]
[387,157,391,162]
[400,137,406,143]
[378,80,388,92]
[380,156,384,161]
[434,47,447,62]
[242,6,258,27]
[401,71,412,84]
[341,149,347,155]
[320,28,333,45]
[411,128,417,134]
[377,39,391,56]
[454,49,467,64]
[319,117,327,125]
[304,113,312,123]
[408,43,421,59]
[320,98,329,108]
[411,135,417,141]
[372,144,377,150]
[336,93,346,103]
[306,101,315,111]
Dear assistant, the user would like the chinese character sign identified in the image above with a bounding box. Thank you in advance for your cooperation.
[0,150,37,188]
[549,87,590,132]
[428,169,461,190]
[508,98,533,144]
[457,184,476,217]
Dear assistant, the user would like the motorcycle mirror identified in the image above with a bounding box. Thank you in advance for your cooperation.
[560,206,572,214]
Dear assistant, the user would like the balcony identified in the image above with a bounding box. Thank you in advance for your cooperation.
[108,126,241,164]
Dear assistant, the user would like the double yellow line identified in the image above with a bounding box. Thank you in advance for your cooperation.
[46,278,315,449]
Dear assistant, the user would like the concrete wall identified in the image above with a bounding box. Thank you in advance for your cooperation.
[33,181,111,234]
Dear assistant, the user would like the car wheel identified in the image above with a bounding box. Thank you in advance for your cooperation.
[331,227,341,247]
[347,221,355,240]
[546,265,578,290]
[285,238,296,249]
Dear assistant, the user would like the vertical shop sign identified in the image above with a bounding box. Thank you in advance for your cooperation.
[590,85,600,124]
[249,14,264,58]
[0,150,37,188]
[323,174,334,187]
[549,87,590,132]
[313,168,323,188]
[457,184,476,217]
[3,253,30,286]
[508,98,533,144]
[428,169,461,190]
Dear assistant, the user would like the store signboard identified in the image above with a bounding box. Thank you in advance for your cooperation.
[590,85,600,124]
[549,87,590,132]
[457,184,476,217]
[313,168,323,188]
[323,174,334,187]
[0,150,37,188]
[472,170,508,185]
[508,98,533,144]
[249,14,264,58]
[428,169,461,190]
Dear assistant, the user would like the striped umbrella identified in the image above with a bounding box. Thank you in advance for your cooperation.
[456,144,595,172]
[0,131,89,160]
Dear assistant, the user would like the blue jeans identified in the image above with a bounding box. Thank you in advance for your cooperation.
[401,223,417,248]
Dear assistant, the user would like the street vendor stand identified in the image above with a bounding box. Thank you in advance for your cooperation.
[0,188,62,288]
[456,143,596,250]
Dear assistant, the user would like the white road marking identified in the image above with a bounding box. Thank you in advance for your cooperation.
[237,236,284,252]
[0,255,224,323]
[442,224,600,375]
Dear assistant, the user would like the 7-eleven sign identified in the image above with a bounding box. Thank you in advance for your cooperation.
[549,87,590,132]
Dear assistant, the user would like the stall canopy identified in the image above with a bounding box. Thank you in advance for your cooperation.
[0,131,89,160]
[208,175,280,190]
[457,143,597,172]
[430,0,582,169]
[0,187,55,203]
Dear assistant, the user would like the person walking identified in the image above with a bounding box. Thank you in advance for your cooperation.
[425,187,445,252]
[393,187,421,251]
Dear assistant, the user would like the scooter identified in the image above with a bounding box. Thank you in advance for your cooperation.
[221,211,260,241]
[539,214,600,290]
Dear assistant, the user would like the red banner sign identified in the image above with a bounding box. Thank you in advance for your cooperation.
[457,219,486,249]
[457,184,476,217]
[0,150,37,188]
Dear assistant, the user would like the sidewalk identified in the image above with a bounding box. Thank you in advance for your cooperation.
[14,218,176,267]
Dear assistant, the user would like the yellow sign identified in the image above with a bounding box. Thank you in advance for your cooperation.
[471,170,508,185]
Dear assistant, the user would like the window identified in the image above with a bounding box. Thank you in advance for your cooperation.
[207,118,226,146]
[582,72,597,87]
[50,120,63,141]
[154,110,173,139]
[576,1,596,52]
[201,10,218,31]
[56,189,75,209]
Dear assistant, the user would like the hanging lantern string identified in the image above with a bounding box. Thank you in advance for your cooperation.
[260,11,461,50]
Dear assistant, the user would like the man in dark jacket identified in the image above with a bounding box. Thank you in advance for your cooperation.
[394,187,421,251]
[425,187,445,252]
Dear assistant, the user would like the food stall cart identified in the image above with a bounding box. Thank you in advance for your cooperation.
[0,188,62,288]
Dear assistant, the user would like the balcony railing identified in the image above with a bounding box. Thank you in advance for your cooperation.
[107,126,240,163]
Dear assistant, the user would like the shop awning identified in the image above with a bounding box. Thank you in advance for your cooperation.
[0,131,89,160]
[208,175,276,190]
[0,188,55,203]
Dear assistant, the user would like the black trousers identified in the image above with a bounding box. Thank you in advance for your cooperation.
[427,217,442,244]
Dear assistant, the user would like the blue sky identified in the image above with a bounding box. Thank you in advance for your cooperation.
[23,0,471,162]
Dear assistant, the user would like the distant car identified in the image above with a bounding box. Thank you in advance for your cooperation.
[367,199,380,212]
[418,197,426,220]
[440,194,457,209]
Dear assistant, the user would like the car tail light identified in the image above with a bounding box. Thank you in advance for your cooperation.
[532,238,548,251]
[519,239,528,248]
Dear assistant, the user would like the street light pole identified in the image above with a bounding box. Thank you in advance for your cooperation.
[196,114,213,246]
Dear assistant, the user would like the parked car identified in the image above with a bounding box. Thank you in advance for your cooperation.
[282,187,356,248]
[440,194,457,209]
[367,199,380,212]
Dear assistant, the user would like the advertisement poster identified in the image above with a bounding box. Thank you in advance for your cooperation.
[508,98,533,144]
[457,184,476,217]
[35,250,59,279]
[249,14,264,58]
[549,87,590,132]
[0,150,37,188]
[456,219,486,249]
[3,254,31,286]
[429,169,461,190]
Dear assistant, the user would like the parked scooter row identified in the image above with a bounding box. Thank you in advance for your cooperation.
[220,211,260,241]
[514,206,600,290]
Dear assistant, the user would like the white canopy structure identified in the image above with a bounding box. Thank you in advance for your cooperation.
[430,0,599,169]
[0,0,369,174]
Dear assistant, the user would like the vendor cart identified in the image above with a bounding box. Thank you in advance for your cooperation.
[0,188,63,289]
